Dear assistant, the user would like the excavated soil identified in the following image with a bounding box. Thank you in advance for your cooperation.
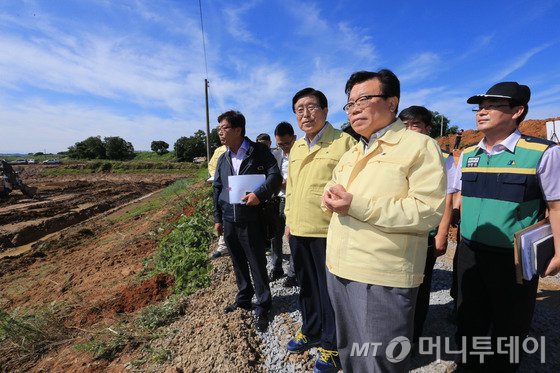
[0,166,188,251]
[0,169,195,371]
[0,168,269,373]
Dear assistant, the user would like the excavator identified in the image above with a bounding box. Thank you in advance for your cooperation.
[0,160,37,198]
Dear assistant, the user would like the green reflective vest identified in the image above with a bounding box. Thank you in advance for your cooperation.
[460,136,552,249]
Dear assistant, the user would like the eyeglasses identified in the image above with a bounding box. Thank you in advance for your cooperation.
[294,104,321,117]
[472,104,511,113]
[218,126,233,132]
[343,94,387,114]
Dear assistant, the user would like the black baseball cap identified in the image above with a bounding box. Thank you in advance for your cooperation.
[467,82,531,105]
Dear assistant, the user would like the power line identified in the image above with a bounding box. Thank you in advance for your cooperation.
[198,0,211,162]
[198,0,209,79]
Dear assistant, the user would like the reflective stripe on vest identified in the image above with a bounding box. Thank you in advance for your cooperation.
[460,138,548,249]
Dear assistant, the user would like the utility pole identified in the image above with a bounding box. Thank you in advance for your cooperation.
[440,115,444,137]
[204,78,210,163]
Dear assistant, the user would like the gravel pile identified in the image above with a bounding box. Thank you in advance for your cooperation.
[258,240,560,372]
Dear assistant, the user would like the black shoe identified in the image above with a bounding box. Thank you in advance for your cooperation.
[283,276,297,287]
[224,302,251,313]
[210,251,223,260]
[255,314,269,332]
[269,269,285,281]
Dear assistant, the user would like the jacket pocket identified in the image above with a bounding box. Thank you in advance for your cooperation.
[498,173,527,203]
[460,172,478,197]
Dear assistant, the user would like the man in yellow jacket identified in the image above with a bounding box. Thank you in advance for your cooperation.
[322,70,446,373]
[207,144,228,259]
[284,87,355,373]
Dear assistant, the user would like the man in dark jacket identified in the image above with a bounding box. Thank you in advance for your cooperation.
[213,110,282,332]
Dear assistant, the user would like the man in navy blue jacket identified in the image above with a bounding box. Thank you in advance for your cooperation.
[213,110,282,332]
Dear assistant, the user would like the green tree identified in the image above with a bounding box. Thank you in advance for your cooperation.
[174,130,207,162]
[209,127,221,154]
[429,111,451,139]
[68,136,106,159]
[151,140,170,155]
[447,125,459,135]
[104,136,135,160]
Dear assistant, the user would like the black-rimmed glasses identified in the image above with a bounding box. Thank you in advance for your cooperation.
[343,94,387,113]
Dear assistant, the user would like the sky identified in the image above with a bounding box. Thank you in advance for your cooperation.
[1,0,559,154]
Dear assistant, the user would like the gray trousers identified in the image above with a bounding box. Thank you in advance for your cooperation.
[326,271,418,373]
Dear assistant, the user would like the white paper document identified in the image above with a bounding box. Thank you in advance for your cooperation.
[520,222,552,280]
[228,174,265,204]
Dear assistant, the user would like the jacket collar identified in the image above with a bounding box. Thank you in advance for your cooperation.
[376,118,406,145]
[295,122,337,151]
[352,118,406,155]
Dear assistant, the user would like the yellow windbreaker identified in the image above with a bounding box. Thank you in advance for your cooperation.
[285,123,356,237]
[325,120,446,287]
[208,145,227,179]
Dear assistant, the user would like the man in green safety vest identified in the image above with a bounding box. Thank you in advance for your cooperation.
[451,82,560,372]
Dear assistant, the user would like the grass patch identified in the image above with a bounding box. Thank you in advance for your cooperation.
[0,302,74,370]
[42,160,198,176]
[149,188,214,295]
[74,295,187,362]
[74,322,132,361]
[111,177,203,222]
[133,151,176,162]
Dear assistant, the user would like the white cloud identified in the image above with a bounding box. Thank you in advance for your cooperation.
[457,34,495,60]
[493,44,552,81]
[285,1,377,64]
[398,52,441,83]
[223,1,263,44]
[287,1,328,35]
[0,98,205,153]
[336,22,377,61]
[0,4,205,113]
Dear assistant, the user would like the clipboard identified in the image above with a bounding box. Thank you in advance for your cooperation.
[513,218,554,283]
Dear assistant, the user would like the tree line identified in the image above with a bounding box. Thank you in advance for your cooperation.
[66,128,221,161]
[66,115,457,161]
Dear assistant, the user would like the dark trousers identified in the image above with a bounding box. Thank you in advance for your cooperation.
[289,235,336,350]
[413,235,436,342]
[223,220,271,316]
[455,238,539,372]
[450,226,461,304]
[271,197,286,272]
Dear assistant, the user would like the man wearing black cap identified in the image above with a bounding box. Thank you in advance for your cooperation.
[450,82,560,372]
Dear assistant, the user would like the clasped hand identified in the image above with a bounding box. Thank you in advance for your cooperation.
[322,184,353,216]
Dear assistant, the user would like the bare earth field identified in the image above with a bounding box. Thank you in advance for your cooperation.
[0,167,197,371]
[0,165,188,252]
